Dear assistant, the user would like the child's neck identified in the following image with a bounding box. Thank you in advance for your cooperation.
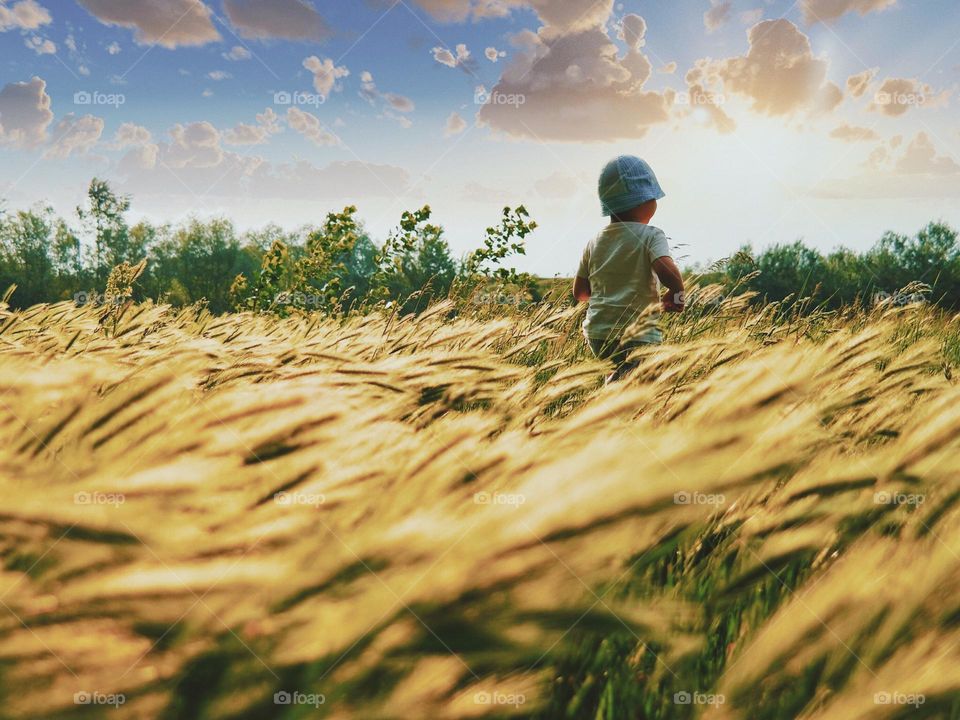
[610,213,654,225]
[610,201,657,225]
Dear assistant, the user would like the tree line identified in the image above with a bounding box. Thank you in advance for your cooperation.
[0,178,537,314]
[1,178,958,313]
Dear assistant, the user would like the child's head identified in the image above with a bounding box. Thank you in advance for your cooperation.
[598,155,665,220]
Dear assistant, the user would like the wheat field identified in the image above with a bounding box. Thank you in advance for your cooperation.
[0,293,958,719]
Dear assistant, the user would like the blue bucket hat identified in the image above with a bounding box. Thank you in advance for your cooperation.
[598,155,665,216]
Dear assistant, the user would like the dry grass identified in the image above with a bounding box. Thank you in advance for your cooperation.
[0,294,958,719]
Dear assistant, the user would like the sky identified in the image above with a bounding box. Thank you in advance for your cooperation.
[0,0,958,275]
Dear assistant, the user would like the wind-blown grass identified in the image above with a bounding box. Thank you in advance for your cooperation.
[0,292,958,719]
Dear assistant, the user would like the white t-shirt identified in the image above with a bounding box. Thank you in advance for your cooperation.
[577,222,673,344]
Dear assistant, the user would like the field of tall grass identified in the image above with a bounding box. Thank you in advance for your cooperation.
[1,289,959,719]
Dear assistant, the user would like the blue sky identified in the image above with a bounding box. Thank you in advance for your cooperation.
[1,0,959,274]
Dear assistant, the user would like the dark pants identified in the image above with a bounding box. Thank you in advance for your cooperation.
[588,337,653,382]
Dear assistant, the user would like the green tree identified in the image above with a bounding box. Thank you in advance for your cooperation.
[76,178,131,284]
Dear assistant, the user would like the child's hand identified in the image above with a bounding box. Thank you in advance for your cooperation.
[661,290,684,313]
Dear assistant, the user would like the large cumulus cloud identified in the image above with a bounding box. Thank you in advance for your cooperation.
[77,0,220,48]
[223,0,330,41]
[0,76,53,147]
[712,19,842,116]
[476,13,671,141]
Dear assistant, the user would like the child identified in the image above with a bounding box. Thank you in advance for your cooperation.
[573,155,685,382]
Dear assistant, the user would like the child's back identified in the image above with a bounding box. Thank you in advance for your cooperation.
[578,221,671,344]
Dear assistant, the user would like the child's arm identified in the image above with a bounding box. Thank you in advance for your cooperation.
[573,276,591,303]
[652,256,685,312]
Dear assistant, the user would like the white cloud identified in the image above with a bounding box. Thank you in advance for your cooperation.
[410,0,613,34]
[224,107,281,145]
[0,0,50,31]
[533,171,581,199]
[476,16,671,141]
[384,93,415,113]
[895,132,960,175]
[846,68,877,98]
[303,56,349,99]
[24,35,55,54]
[485,47,505,62]
[285,106,339,146]
[659,62,677,74]
[444,111,467,136]
[358,71,415,122]
[868,77,945,117]
[223,45,251,61]
[432,43,470,68]
[704,1,731,33]
[118,144,159,174]
[829,124,880,142]
[0,76,53,148]
[44,113,104,158]
[810,132,960,198]
[165,121,224,168]
[207,70,232,81]
[106,41,120,54]
[223,0,330,41]
[711,19,843,116]
[800,0,897,24]
[77,0,220,48]
[110,122,152,148]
